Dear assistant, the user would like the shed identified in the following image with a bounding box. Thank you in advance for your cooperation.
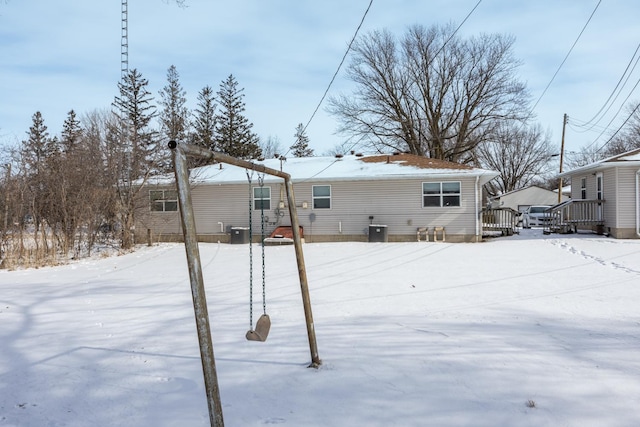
[490,185,569,215]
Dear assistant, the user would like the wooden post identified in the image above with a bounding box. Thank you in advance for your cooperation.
[284,176,322,367]
[169,141,321,368]
[171,142,224,427]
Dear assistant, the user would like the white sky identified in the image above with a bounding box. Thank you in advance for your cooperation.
[1,0,640,158]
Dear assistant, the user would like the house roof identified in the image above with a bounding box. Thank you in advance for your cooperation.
[491,185,550,199]
[560,147,640,177]
[150,153,499,186]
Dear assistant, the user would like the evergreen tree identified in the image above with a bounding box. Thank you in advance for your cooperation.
[214,74,261,159]
[60,109,83,154]
[21,111,58,250]
[22,111,56,175]
[159,65,189,142]
[111,68,158,249]
[112,68,158,178]
[192,85,217,151]
[290,123,314,157]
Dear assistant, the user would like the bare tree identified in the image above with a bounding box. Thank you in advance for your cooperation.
[328,24,530,163]
[81,110,120,245]
[476,122,553,195]
[260,135,284,159]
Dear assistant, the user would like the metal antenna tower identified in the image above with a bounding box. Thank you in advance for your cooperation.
[121,0,129,80]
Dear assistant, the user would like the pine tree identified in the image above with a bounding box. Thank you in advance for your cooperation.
[290,123,314,157]
[192,85,217,151]
[21,111,58,250]
[60,109,83,155]
[159,65,189,142]
[112,68,158,178]
[214,74,261,159]
[111,68,158,249]
[22,111,56,175]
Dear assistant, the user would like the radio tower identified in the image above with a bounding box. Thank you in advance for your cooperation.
[121,0,129,80]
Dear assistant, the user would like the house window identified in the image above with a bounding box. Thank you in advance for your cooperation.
[596,172,603,201]
[423,182,461,207]
[253,186,271,210]
[150,189,178,212]
[312,185,331,209]
[580,177,587,199]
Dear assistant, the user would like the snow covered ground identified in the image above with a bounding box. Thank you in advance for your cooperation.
[2,229,640,426]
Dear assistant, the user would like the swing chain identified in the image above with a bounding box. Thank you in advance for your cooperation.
[246,171,254,329]
[259,175,267,315]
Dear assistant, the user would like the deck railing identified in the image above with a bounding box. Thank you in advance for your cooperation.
[543,199,605,234]
[481,207,520,236]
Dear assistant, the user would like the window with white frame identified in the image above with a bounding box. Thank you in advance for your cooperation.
[596,172,603,201]
[253,186,271,210]
[422,182,461,207]
[312,185,331,209]
[150,189,178,212]
[580,177,587,199]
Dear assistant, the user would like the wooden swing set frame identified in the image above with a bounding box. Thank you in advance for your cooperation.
[168,140,321,427]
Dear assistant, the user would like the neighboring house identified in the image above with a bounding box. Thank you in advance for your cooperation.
[558,147,640,239]
[490,185,569,214]
[138,153,499,243]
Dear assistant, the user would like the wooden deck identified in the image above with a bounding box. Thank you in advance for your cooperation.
[543,199,605,234]
[481,207,520,236]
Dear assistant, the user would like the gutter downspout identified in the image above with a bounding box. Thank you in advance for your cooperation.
[475,175,480,242]
[636,170,640,238]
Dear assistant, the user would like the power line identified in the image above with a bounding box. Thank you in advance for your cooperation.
[594,99,640,153]
[567,117,613,134]
[577,41,640,130]
[290,0,373,156]
[339,0,484,156]
[433,0,483,59]
[527,0,601,117]
[584,74,640,150]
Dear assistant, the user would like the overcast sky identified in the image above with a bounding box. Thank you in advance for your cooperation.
[1,0,639,158]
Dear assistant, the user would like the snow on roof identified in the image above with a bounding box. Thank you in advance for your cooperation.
[149,153,499,185]
[561,147,640,176]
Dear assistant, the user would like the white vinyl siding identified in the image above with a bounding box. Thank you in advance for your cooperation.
[143,177,482,241]
[292,178,477,238]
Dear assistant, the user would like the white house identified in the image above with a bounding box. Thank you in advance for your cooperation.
[558,148,640,239]
[139,153,499,243]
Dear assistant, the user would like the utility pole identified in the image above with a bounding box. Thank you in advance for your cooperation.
[558,113,567,204]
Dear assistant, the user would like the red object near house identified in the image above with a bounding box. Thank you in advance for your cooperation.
[269,226,304,239]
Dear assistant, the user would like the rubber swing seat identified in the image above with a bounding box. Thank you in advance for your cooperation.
[246,314,271,342]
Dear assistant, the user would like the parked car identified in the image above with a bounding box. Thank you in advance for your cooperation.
[522,205,551,228]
